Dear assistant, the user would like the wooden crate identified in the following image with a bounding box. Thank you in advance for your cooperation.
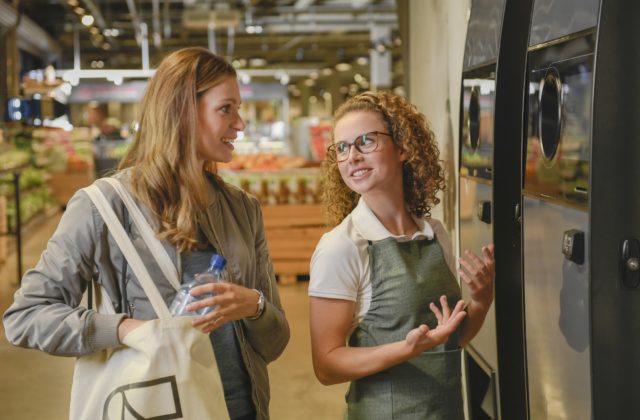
[263,204,328,285]
[49,165,95,207]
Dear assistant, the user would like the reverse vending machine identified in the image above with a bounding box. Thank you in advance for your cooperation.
[520,0,640,417]
[458,1,505,418]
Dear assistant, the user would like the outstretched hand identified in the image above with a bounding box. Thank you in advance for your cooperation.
[458,244,495,311]
[405,296,466,356]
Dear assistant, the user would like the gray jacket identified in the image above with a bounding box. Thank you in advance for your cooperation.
[3,171,290,420]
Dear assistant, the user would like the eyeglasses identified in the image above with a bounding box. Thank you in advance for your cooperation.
[328,131,391,162]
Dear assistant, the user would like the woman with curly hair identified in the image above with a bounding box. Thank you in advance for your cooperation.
[308,91,495,419]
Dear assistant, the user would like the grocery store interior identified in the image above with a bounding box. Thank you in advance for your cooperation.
[2,0,640,419]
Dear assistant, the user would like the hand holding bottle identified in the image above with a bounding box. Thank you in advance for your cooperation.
[169,254,228,316]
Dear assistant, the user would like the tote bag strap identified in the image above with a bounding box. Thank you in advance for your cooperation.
[84,184,171,320]
[101,177,180,291]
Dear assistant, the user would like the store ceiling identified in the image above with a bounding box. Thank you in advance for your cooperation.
[15,0,401,87]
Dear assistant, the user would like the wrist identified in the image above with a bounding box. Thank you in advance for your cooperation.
[246,289,265,320]
[467,299,491,313]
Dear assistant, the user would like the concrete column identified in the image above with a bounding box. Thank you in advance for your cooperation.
[299,83,311,117]
[326,75,343,114]
[370,26,392,90]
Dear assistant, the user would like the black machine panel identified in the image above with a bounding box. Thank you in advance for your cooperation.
[463,0,506,69]
[529,0,600,46]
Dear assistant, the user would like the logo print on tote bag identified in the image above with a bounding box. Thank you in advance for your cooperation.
[102,375,183,419]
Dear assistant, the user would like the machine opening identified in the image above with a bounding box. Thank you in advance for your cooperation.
[538,68,562,161]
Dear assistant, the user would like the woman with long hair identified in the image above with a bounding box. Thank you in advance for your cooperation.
[309,91,494,419]
[4,47,289,420]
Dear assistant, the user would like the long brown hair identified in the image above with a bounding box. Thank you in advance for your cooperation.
[118,47,236,252]
[322,91,445,226]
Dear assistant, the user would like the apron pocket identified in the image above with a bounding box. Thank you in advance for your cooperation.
[390,348,464,419]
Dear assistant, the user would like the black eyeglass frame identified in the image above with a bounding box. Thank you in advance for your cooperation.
[327,131,392,162]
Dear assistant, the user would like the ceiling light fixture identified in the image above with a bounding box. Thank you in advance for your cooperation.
[248,57,267,67]
[356,56,369,66]
[81,15,94,26]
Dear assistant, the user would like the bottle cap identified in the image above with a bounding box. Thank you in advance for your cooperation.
[210,253,227,270]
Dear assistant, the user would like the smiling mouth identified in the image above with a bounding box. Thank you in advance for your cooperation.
[221,137,235,145]
[351,168,371,177]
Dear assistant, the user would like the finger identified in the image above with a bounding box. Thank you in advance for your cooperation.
[189,283,217,297]
[458,269,473,286]
[449,311,467,327]
[191,309,220,327]
[430,302,444,325]
[417,324,429,335]
[482,246,496,270]
[482,245,494,260]
[465,250,487,272]
[450,299,466,316]
[460,253,489,281]
[458,257,478,277]
[440,295,451,321]
[185,294,220,313]
[202,316,225,334]
[486,243,495,255]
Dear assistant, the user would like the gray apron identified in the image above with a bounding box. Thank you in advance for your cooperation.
[346,236,464,420]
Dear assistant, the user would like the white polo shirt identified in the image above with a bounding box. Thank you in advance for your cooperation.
[309,198,455,335]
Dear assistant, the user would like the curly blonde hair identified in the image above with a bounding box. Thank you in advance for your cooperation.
[322,91,445,227]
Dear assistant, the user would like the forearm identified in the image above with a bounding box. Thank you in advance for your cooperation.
[458,301,490,347]
[314,339,416,385]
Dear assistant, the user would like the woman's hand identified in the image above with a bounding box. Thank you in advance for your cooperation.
[458,244,495,312]
[405,297,466,356]
[117,318,146,342]
[187,282,260,333]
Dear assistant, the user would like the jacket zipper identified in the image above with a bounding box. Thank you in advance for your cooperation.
[204,208,263,417]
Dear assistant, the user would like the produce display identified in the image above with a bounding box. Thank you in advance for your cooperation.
[220,167,323,206]
[0,149,31,171]
[218,153,310,171]
[0,166,54,231]
[32,128,93,172]
[4,188,54,232]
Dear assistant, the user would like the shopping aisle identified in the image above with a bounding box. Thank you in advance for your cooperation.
[0,212,347,419]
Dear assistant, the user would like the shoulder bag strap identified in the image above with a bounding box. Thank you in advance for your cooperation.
[101,177,181,291]
[84,184,171,320]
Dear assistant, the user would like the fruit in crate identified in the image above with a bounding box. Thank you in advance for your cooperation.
[0,149,31,170]
[67,154,91,171]
[223,153,309,171]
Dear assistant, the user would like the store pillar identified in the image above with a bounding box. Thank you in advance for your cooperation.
[370,26,392,91]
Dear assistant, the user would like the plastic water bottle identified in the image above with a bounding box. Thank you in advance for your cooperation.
[169,254,228,316]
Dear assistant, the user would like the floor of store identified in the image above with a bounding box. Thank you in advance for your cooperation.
[0,211,348,419]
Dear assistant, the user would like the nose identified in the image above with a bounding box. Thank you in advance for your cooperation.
[233,111,246,131]
[346,143,363,162]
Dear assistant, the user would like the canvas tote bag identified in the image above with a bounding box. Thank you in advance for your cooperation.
[69,181,230,420]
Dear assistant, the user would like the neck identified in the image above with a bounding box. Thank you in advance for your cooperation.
[363,193,418,237]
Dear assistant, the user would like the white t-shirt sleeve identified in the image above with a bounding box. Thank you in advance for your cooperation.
[309,228,362,301]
